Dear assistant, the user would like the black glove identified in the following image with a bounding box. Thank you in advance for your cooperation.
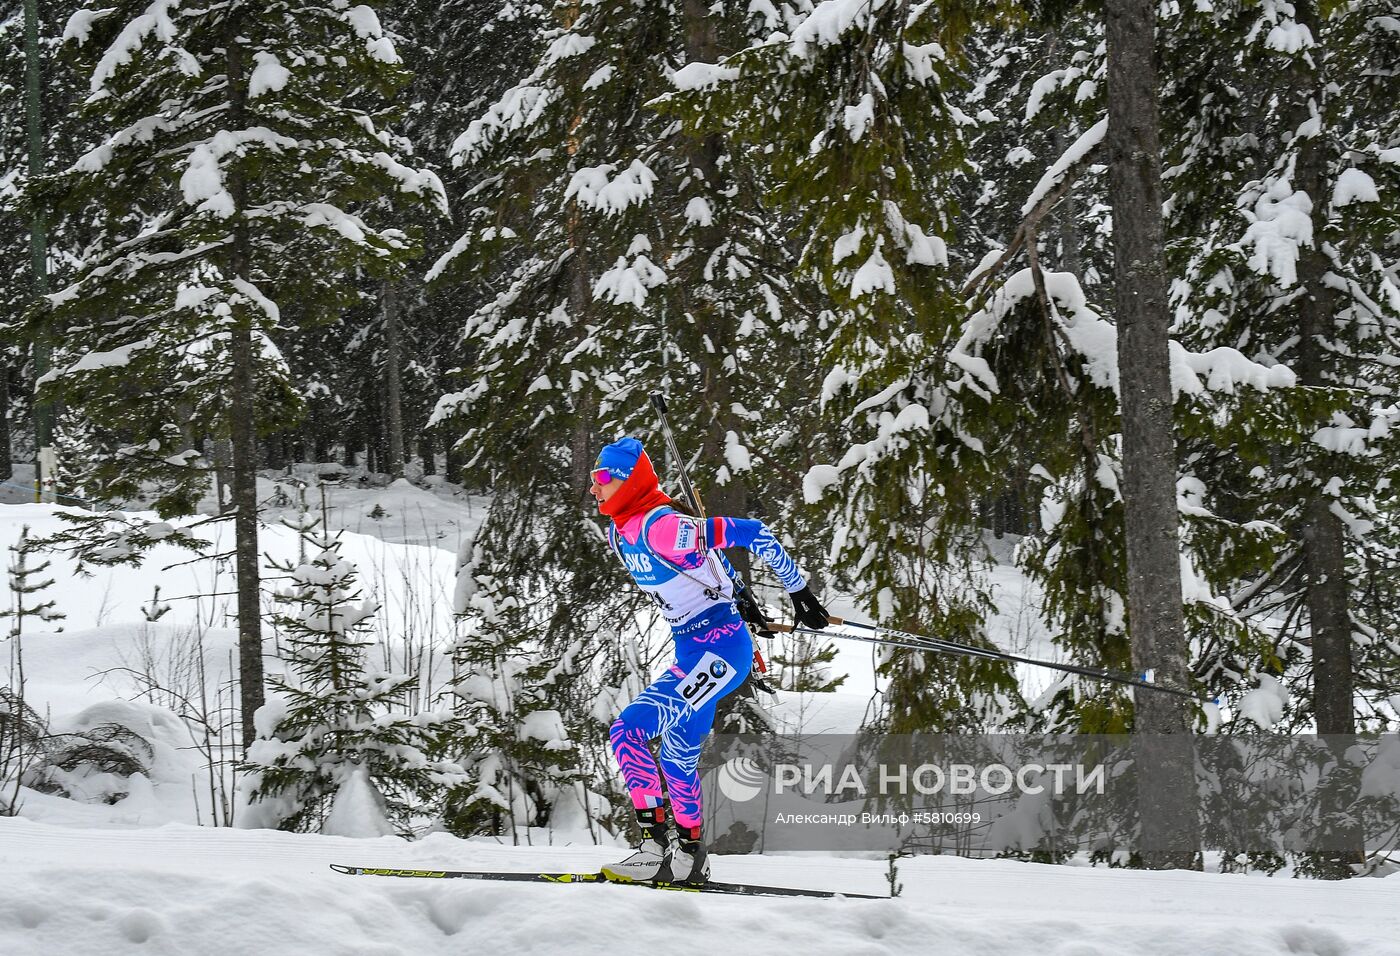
[735,587,775,637]
[790,584,830,630]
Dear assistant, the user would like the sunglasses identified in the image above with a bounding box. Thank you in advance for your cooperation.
[592,468,619,485]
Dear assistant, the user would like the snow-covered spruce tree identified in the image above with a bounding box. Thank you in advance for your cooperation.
[665,0,1021,732]
[0,0,87,476]
[620,0,823,735]
[267,0,523,481]
[243,511,463,835]
[769,631,846,693]
[948,262,1297,733]
[643,0,831,739]
[1160,0,1400,875]
[443,495,635,839]
[1,525,66,646]
[1154,0,1396,749]
[961,14,1112,296]
[43,0,447,749]
[424,0,676,838]
[944,15,1294,734]
[426,0,670,486]
[0,1,32,475]
[428,0,820,827]
[1037,0,1194,868]
[375,1,552,481]
[1162,0,1400,736]
[953,18,1122,731]
[931,16,1113,572]
[395,0,550,156]
[428,0,810,494]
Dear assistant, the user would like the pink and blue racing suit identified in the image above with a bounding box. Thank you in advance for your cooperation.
[608,506,807,833]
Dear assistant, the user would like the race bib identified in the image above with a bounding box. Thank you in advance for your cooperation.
[676,651,740,711]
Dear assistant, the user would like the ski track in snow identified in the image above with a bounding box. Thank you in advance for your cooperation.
[0,817,1395,955]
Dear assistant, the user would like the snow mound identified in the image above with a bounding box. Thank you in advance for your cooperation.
[322,765,395,838]
[1238,675,1289,728]
[0,818,1396,956]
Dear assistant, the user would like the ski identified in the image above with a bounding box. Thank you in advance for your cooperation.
[329,864,884,899]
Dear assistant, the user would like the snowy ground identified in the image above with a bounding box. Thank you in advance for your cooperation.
[4,498,465,691]
[2,815,1396,956]
[2,473,479,829]
[3,467,1397,954]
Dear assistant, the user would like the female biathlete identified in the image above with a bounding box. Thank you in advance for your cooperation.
[589,436,830,885]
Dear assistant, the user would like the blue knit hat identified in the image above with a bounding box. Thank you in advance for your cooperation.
[595,436,645,482]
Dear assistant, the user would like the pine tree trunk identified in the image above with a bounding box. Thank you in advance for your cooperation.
[565,204,593,497]
[0,365,11,482]
[1297,251,1353,753]
[342,425,359,468]
[225,21,266,754]
[683,0,756,726]
[420,431,436,476]
[211,435,233,511]
[383,282,406,479]
[1289,0,1354,742]
[1303,499,1353,734]
[561,0,593,501]
[568,257,595,500]
[684,0,745,536]
[25,0,54,477]
[1103,0,1201,871]
[364,378,386,475]
[263,435,286,470]
[1288,0,1361,873]
[302,415,328,464]
[445,438,463,486]
[229,328,266,753]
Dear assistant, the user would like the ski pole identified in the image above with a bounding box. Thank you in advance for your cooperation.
[769,622,1212,703]
[649,393,706,537]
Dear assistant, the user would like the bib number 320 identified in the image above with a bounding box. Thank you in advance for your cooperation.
[677,651,740,712]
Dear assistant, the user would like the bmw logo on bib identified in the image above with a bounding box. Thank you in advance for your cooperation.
[679,651,739,711]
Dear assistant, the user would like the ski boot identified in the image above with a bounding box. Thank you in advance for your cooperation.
[669,821,710,886]
[601,807,675,883]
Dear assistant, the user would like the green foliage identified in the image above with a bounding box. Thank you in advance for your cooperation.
[770,631,847,693]
[37,0,446,514]
[1162,0,1400,730]
[664,0,1025,732]
[663,1,969,366]
[2,525,65,638]
[426,0,674,476]
[444,490,636,839]
[425,0,821,832]
[31,511,209,573]
[0,0,88,456]
[906,7,1373,734]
